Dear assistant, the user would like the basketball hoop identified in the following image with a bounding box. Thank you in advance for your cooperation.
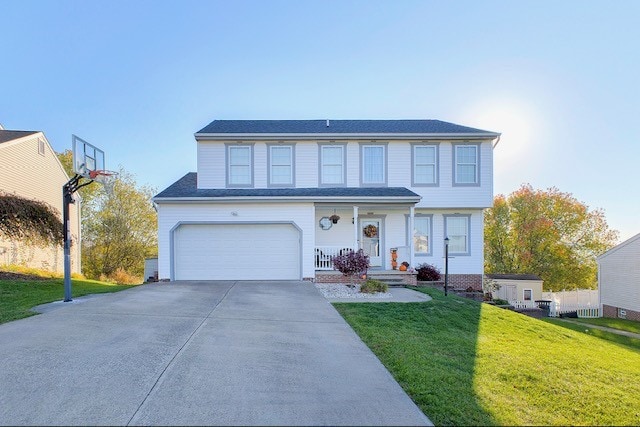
[89,169,118,195]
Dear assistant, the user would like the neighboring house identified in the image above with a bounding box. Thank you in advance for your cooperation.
[597,233,640,321]
[154,119,500,287]
[0,127,81,273]
[486,273,543,303]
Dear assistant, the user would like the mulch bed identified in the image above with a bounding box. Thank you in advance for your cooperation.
[0,271,48,281]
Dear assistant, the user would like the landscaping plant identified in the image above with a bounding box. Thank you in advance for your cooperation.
[331,249,369,287]
[360,279,387,294]
[415,263,441,281]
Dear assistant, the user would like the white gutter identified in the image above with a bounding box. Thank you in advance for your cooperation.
[492,135,501,149]
[153,195,421,204]
[194,132,500,141]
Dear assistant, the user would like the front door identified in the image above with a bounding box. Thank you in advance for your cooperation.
[361,219,382,267]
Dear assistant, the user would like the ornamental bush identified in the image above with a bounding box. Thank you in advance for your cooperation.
[332,249,369,285]
[360,279,388,294]
[416,263,441,281]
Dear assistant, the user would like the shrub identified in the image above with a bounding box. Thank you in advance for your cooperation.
[360,279,388,294]
[492,298,509,306]
[416,263,441,281]
[332,249,369,285]
[103,268,141,285]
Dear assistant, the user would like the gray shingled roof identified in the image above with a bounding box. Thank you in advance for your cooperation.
[155,173,421,200]
[197,120,499,135]
[486,274,543,281]
[0,130,39,144]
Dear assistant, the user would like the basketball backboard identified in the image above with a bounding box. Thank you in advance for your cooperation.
[72,135,105,179]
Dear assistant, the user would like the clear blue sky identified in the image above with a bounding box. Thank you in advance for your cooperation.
[2,0,639,240]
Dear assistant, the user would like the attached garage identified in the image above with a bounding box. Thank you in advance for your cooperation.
[172,222,301,280]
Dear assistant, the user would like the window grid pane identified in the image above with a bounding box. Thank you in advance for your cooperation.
[363,146,384,184]
[455,145,477,184]
[321,146,343,184]
[413,217,430,254]
[414,146,436,184]
[270,146,292,185]
[229,146,251,185]
[446,217,468,253]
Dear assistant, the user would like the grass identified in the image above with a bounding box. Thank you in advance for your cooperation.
[0,276,135,324]
[544,318,640,352]
[566,317,640,334]
[333,287,640,426]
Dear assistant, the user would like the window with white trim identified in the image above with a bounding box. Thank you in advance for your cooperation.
[320,145,344,185]
[269,145,293,186]
[413,145,437,185]
[413,216,431,255]
[454,145,478,184]
[228,145,252,186]
[445,215,470,254]
[523,289,533,301]
[362,145,385,184]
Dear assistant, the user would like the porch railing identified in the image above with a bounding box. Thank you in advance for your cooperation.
[315,246,355,270]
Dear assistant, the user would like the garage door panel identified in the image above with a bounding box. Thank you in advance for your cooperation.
[174,224,300,280]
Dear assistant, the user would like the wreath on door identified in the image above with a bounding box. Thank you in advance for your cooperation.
[363,224,378,238]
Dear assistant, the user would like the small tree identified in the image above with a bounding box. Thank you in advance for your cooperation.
[332,249,370,287]
[482,276,500,301]
[0,193,63,245]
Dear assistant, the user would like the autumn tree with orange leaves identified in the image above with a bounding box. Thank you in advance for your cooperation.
[484,184,619,291]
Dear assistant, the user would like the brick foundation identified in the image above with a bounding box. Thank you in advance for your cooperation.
[447,274,483,291]
[314,270,416,286]
[603,304,640,321]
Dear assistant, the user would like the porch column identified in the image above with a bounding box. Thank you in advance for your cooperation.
[409,206,415,267]
[353,205,359,251]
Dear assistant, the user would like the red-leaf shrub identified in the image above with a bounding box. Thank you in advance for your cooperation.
[416,263,441,281]
[332,249,370,282]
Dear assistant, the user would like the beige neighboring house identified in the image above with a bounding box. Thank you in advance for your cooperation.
[486,273,544,303]
[598,233,640,321]
[0,126,81,273]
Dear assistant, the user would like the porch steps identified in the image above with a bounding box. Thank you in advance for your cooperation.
[367,272,408,287]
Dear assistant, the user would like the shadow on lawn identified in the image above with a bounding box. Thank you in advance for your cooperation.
[334,287,495,426]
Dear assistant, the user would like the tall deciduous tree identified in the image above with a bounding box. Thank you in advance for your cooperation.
[484,184,618,291]
[57,150,157,282]
[81,169,157,280]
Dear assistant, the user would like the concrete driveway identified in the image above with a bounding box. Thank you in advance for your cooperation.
[0,281,431,426]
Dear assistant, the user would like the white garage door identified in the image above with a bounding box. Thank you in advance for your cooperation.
[173,223,301,280]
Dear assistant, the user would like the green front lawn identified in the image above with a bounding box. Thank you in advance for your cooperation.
[567,317,640,334]
[334,287,640,426]
[0,277,135,324]
[544,318,640,352]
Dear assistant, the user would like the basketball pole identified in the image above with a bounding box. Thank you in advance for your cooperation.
[62,174,94,302]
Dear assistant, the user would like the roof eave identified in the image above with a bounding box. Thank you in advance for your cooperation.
[153,195,421,204]
[194,132,501,141]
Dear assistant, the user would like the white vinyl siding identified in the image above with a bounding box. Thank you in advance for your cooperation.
[227,145,252,186]
[598,233,640,313]
[413,145,437,185]
[320,145,345,185]
[268,145,293,186]
[445,215,470,255]
[361,144,386,185]
[454,145,479,185]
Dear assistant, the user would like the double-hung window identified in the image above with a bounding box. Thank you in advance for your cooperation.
[268,145,293,186]
[413,144,438,185]
[361,144,386,185]
[445,215,470,255]
[411,215,432,255]
[227,145,252,187]
[454,144,479,185]
[320,145,345,185]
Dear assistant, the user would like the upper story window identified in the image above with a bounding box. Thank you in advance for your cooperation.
[445,214,470,255]
[361,144,386,186]
[412,144,438,186]
[454,144,479,185]
[268,145,294,186]
[227,144,253,187]
[319,144,345,186]
[409,214,432,256]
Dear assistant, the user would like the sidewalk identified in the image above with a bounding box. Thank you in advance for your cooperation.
[557,318,640,340]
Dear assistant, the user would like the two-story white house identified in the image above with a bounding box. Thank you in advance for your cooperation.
[154,119,500,288]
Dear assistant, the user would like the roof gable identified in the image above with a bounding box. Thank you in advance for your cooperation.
[0,130,39,145]
[597,232,640,261]
[196,119,499,136]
